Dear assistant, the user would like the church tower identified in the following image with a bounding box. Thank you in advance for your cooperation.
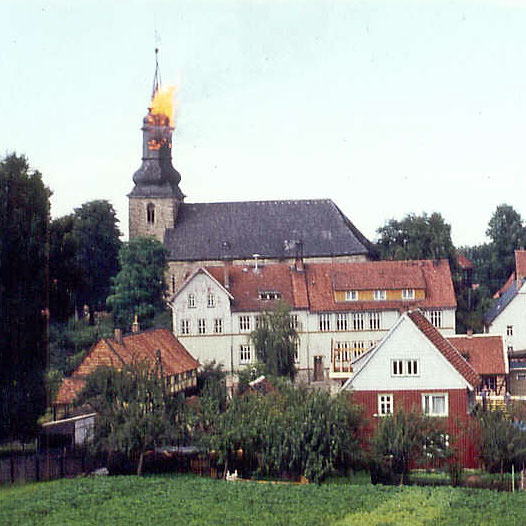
[129,51,184,242]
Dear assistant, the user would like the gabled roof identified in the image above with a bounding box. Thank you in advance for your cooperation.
[485,278,524,325]
[171,267,234,301]
[448,335,507,375]
[407,310,481,388]
[457,253,474,270]
[163,199,371,262]
[55,329,199,406]
[306,260,456,313]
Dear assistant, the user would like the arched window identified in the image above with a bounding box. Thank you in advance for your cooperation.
[147,203,155,224]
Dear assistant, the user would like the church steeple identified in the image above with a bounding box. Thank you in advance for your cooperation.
[129,50,184,241]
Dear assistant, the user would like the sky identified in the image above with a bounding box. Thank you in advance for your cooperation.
[2,0,526,247]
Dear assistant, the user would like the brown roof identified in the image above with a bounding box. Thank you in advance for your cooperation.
[306,260,456,313]
[448,335,506,375]
[457,253,474,270]
[407,310,481,388]
[516,250,526,280]
[55,329,199,406]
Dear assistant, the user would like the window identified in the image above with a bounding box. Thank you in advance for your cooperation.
[293,340,300,363]
[290,314,299,330]
[335,341,351,362]
[374,290,386,301]
[319,313,331,332]
[214,318,223,334]
[378,394,393,416]
[207,293,216,308]
[402,288,415,300]
[239,344,252,364]
[180,319,190,335]
[391,359,419,376]
[507,325,513,336]
[345,290,358,301]
[336,313,348,331]
[259,291,281,300]
[146,203,155,224]
[426,310,442,328]
[187,294,196,308]
[422,393,448,416]
[198,319,206,334]
[352,313,364,331]
[369,312,382,330]
[255,315,263,329]
[517,373,526,381]
[508,345,514,353]
[171,275,176,293]
[239,315,251,332]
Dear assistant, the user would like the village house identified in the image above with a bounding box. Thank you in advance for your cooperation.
[342,310,481,467]
[169,258,457,388]
[54,327,199,421]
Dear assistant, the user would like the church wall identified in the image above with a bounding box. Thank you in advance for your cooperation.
[129,196,178,242]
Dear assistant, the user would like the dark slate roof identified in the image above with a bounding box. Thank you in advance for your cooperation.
[164,199,371,262]
[485,278,524,325]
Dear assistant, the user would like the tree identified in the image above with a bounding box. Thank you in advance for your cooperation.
[250,302,298,380]
[73,200,121,322]
[375,212,457,265]
[76,358,184,475]
[107,237,168,331]
[0,154,50,439]
[371,409,450,484]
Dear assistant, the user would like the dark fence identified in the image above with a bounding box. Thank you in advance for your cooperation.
[0,449,94,485]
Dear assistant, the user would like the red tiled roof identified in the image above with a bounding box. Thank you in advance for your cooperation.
[407,310,481,388]
[457,253,474,270]
[206,264,303,312]
[448,335,506,375]
[55,329,199,406]
[494,272,515,299]
[307,260,456,312]
[516,250,526,280]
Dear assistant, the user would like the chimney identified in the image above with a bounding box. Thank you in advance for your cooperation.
[467,329,473,338]
[132,315,140,334]
[223,261,231,289]
[114,328,123,344]
[295,256,305,273]
[253,253,261,273]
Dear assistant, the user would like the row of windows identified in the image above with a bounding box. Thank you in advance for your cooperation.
[377,393,448,417]
[187,293,216,308]
[319,312,382,332]
[180,318,224,335]
[344,289,416,302]
[238,343,299,365]
[392,359,419,377]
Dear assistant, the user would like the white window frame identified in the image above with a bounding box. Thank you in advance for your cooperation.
[391,359,419,377]
[259,291,281,300]
[352,312,364,331]
[378,394,393,416]
[422,393,448,417]
[402,288,415,300]
[426,310,442,328]
[180,319,190,335]
[345,290,358,301]
[207,293,216,308]
[239,315,251,332]
[290,314,299,330]
[374,290,386,301]
[336,313,348,331]
[239,344,252,364]
[214,318,223,334]
[187,293,196,308]
[318,313,331,332]
[369,312,382,330]
[198,319,206,335]
[507,325,513,336]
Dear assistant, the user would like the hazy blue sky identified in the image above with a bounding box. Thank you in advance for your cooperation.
[2,0,526,246]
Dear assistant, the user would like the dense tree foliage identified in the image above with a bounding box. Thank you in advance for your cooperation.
[73,200,121,322]
[202,384,363,483]
[376,212,457,265]
[372,409,450,484]
[250,303,298,380]
[0,154,50,439]
[76,359,185,475]
[107,237,168,331]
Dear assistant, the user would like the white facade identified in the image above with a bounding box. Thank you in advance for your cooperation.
[486,282,526,353]
[171,269,456,385]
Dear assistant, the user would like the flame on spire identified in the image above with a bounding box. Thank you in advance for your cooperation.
[151,85,176,127]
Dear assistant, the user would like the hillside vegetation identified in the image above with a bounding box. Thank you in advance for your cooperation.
[1,474,526,526]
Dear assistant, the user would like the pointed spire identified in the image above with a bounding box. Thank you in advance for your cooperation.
[152,47,162,99]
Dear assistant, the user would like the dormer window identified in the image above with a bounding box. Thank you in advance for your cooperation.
[374,290,386,301]
[345,290,358,301]
[147,203,155,224]
[259,291,281,300]
[402,289,415,300]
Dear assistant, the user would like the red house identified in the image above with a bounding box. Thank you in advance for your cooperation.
[342,310,481,467]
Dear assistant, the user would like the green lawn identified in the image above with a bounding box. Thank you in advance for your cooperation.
[1,474,525,526]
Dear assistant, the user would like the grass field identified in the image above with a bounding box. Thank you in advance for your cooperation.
[1,474,526,526]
